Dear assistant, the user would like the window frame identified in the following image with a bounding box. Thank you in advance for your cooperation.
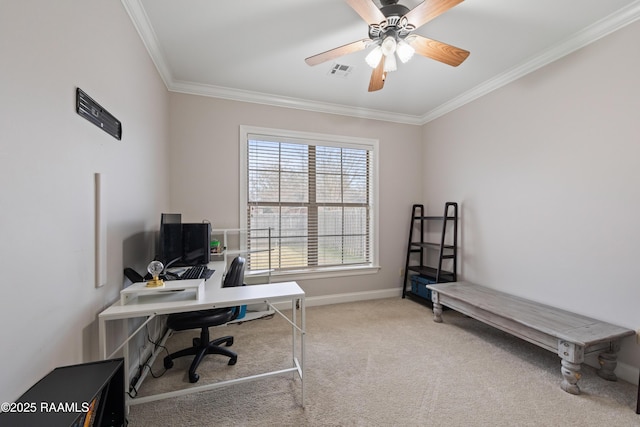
[239,125,380,280]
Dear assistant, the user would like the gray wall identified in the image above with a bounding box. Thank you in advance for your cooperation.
[166,93,424,299]
[421,20,640,382]
[0,0,170,402]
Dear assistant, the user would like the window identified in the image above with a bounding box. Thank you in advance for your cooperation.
[240,126,378,278]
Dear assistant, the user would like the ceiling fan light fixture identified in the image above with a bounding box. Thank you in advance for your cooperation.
[380,35,397,57]
[383,51,397,72]
[396,39,415,63]
[365,46,383,68]
[304,0,469,92]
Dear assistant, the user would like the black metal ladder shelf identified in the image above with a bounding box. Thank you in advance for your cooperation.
[402,202,458,302]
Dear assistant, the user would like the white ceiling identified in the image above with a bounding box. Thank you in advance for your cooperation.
[123,0,640,124]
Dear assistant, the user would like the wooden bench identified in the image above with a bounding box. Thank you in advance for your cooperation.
[426,281,635,395]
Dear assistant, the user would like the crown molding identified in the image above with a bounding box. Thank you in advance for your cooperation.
[420,0,640,124]
[121,0,422,125]
[169,80,425,125]
[121,0,174,89]
[123,0,640,126]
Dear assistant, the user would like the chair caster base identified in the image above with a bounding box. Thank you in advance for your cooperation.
[164,357,174,370]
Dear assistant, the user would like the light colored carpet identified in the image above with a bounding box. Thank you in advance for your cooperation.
[127,298,639,426]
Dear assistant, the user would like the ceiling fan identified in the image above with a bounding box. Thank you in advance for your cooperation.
[305,0,470,92]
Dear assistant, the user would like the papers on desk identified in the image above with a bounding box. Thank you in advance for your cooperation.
[120,279,205,305]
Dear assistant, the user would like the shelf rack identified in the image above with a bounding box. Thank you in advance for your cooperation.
[402,202,458,303]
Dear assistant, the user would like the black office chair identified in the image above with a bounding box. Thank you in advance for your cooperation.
[163,256,246,383]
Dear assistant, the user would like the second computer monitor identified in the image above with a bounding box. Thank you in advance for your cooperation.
[181,223,211,266]
[159,214,210,267]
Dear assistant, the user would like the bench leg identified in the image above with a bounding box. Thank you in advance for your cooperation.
[558,340,584,395]
[431,291,443,323]
[597,345,620,382]
[560,359,582,395]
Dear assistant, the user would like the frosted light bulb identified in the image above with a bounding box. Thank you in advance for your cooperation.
[383,52,397,72]
[365,46,383,68]
[397,39,415,63]
[380,36,397,57]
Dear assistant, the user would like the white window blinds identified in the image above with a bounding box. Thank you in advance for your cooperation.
[244,130,375,273]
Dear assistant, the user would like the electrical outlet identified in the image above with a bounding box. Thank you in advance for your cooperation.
[637,328,640,344]
[399,268,404,278]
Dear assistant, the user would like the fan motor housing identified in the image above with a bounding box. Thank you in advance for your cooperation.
[369,2,413,40]
[380,4,410,17]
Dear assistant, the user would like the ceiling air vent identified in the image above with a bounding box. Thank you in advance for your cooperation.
[328,63,353,78]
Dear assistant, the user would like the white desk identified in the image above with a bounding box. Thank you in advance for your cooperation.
[98,262,305,408]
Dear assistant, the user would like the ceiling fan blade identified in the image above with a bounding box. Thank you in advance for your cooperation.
[408,35,470,67]
[346,0,386,25]
[368,56,386,92]
[403,0,464,29]
[305,39,370,66]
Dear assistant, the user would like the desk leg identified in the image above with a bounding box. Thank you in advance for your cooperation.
[99,318,107,359]
[636,368,639,414]
[99,318,131,412]
[290,296,305,407]
[123,324,130,402]
[292,297,297,380]
[300,296,305,407]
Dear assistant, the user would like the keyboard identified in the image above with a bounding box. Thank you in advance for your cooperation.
[180,266,214,280]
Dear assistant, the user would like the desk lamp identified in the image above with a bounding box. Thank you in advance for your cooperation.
[146,260,165,288]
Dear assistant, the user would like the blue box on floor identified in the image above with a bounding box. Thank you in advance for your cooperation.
[410,275,435,300]
[236,305,247,320]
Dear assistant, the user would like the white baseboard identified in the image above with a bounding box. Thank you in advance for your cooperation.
[270,287,402,311]
[585,358,638,386]
[610,360,639,386]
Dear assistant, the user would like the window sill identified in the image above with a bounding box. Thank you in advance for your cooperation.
[245,265,381,282]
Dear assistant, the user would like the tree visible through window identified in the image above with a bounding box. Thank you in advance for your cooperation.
[242,128,376,274]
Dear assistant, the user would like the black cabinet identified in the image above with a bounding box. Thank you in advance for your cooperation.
[0,359,124,427]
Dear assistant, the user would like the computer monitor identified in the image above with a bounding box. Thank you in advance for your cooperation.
[161,213,181,225]
[181,223,211,266]
[158,213,211,267]
[159,213,182,265]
